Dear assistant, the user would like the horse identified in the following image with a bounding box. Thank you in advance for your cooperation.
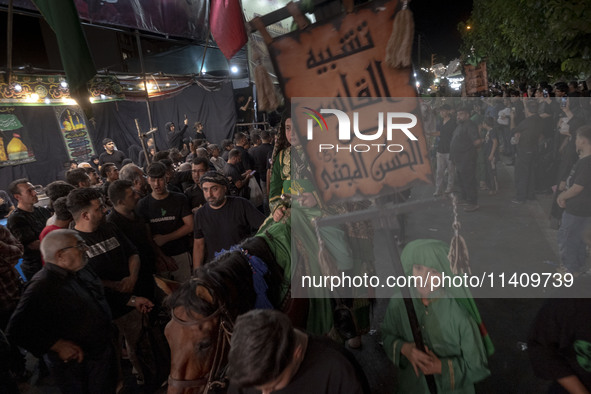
[160,234,307,394]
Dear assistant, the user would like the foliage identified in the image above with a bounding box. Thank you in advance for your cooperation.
[459,0,591,83]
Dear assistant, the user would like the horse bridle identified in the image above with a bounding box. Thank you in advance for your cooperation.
[167,282,234,393]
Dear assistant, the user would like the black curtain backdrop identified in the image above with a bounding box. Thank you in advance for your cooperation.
[0,82,236,192]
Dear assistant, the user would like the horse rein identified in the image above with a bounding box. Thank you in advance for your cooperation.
[167,294,234,392]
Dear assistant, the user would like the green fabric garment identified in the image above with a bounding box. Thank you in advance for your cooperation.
[267,147,333,334]
[399,239,494,357]
[256,219,292,304]
[382,296,491,393]
[32,0,96,97]
[266,147,356,335]
[269,149,290,214]
[381,239,493,393]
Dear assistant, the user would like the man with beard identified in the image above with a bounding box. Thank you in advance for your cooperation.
[7,179,52,280]
[107,180,174,299]
[98,138,127,170]
[119,163,150,198]
[68,188,153,386]
[450,106,482,212]
[192,171,265,269]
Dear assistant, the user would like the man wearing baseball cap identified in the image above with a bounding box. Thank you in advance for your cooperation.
[136,162,194,282]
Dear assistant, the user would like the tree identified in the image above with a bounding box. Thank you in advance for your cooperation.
[459,0,591,82]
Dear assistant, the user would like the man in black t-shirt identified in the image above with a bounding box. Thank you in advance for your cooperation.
[512,100,543,203]
[224,149,254,199]
[234,133,253,174]
[193,171,264,269]
[450,107,482,212]
[7,179,52,280]
[108,180,171,299]
[99,138,127,170]
[166,118,193,151]
[480,117,500,193]
[249,130,274,211]
[137,162,194,282]
[433,105,456,196]
[228,310,368,394]
[68,188,154,384]
[185,157,208,212]
[556,125,591,275]
[68,188,148,317]
[100,162,120,199]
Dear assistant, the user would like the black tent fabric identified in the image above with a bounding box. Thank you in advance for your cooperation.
[0,82,236,192]
[1,0,210,43]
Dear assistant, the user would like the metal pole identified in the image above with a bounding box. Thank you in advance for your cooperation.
[417,33,421,69]
[134,119,151,167]
[199,33,210,76]
[135,30,154,131]
[6,0,13,83]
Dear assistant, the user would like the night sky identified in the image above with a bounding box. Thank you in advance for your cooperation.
[410,0,473,65]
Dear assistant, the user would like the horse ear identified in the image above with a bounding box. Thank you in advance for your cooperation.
[195,285,214,304]
[154,275,181,296]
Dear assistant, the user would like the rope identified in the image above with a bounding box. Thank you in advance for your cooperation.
[448,193,471,275]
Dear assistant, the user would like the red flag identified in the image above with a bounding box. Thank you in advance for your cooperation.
[210,0,248,60]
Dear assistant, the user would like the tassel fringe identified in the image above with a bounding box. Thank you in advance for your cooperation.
[385,0,414,69]
[252,44,279,112]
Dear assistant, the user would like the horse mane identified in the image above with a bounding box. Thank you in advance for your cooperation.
[239,236,284,308]
[197,250,255,321]
[165,276,218,321]
[166,236,285,322]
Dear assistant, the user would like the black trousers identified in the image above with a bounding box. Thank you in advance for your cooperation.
[515,151,536,201]
[455,157,478,205]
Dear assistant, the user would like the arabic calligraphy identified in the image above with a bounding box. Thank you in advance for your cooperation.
[306,21,375,75]
[317,139,424,191]
[370,139,424,182]
[268,0,432,201]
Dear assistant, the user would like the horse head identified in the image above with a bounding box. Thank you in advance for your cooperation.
[161,236,291,394]
[163,249,262,394]
[164,277,232,394]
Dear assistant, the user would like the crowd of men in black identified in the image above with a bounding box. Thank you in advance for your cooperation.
[0,123,278,393]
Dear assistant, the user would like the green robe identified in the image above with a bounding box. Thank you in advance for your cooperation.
[382,293,490,393]
[256,219,291,305]
[265,147,354,335]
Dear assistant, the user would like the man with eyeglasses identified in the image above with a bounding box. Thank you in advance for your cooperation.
[68,188,153,386]
[7,229,117,393]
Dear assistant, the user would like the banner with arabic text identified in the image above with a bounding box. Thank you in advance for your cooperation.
[266,0,431,202]
[54,106,96,163]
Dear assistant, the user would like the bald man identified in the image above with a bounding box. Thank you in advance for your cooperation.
[6,229,117,393]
